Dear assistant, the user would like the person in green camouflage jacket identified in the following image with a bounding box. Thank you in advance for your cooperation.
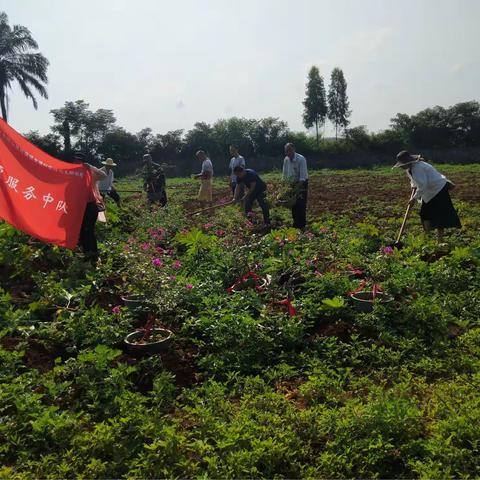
[142,154,167,207]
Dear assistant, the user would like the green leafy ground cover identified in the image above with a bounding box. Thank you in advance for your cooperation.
[1,166,479,478]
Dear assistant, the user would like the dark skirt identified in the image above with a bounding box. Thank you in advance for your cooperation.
[420,183,461,229]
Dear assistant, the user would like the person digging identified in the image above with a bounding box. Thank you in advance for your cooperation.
[233,166,271,228]
[142,153,167,207]
[98,157,121,206]
[393,150,461,243]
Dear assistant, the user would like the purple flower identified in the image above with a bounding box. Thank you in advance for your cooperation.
[185,283,193,289]
[168,275,177,281]
[112,306,121,315]
[382,246,394,255]
[152,258,163,267]
[141,242,151,251]
[173,260,182,270]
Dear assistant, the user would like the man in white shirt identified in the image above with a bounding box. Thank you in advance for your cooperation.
[194,150,214,205]
[229,145,246,195]
[283,143,309,230]
[97,158,120,206]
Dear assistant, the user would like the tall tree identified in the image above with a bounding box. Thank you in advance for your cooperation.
[50,100,90,153]
[327,67,351,140]
[0,12,49,122]
[302,66,327,146]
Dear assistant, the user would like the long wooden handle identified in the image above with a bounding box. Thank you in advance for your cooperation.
[396,189,416,243]
[188,200,234,216]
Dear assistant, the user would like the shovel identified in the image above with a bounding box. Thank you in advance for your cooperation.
[387,188,416,249]
[188,200,234,216]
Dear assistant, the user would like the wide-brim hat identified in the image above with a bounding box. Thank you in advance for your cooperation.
[393,151,421,168]
[102,158,117,166]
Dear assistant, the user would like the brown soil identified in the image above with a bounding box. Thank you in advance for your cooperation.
[1,336,56,373]
[182,170,480,219]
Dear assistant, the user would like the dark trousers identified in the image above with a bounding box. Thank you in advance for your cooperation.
[245,191,270,225]
[291,180,308,229]
[147,189,167,207]
[101,188,121,205]
[79,202,99,261]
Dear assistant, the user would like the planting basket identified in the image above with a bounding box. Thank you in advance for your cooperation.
[124,328,173,355]
[121,294,147,310]
[350,291,393,313]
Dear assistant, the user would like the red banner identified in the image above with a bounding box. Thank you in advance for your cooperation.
[0,118,92,248]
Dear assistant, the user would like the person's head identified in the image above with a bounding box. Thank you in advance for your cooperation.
[143,153,152,165]
[233,166,246,179]
[285,142,295,160]
[102,158,117,171]
[229,145,239,157]
[393,150,421,170]
[72,151,86,164]
[196,150,207,162]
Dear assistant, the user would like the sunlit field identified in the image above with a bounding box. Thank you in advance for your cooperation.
[1,164,479,478]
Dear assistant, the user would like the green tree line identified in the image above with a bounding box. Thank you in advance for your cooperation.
[23,99,480,176]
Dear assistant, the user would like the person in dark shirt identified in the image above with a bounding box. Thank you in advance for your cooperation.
[142,153,167,207]
[233,166,270,226]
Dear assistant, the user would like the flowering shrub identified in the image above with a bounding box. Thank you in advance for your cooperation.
[0,168,479,478]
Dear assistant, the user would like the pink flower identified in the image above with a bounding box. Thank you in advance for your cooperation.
[314,270,323,277]
[173,260,182,270]
[112,306,121,315]
[203,223,215,230]
[141,242,151,251]
[382,246,394,255]
[152,258,163,267]
[305,232,314,240]
[215,229,226,236]
[168,275,177,281]
[185,283,193,289]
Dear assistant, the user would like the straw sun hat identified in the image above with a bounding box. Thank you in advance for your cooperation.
[393,150,422,168]
[102,158,117,166]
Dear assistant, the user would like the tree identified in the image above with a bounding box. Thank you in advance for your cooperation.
[50,100,90,154]
[327,68,351,140]
[0,12,49,122]
[251,117,289,156]
[50,101,116,157]
[345,125,371,149]
[24,130,61,156]
[302,66,327,146]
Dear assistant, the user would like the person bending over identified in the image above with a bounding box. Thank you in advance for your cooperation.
[233,166,270,227]
[393,150,461,242]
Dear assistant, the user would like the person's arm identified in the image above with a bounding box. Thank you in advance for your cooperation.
[298,156,308,183]
[242,181,255,200]
[240,157,245,168]
[410,165,427,203]
[233,183,241,201]
[86,164,107,181]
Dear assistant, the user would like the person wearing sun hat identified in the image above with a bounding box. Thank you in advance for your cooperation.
[393,150,461,242]
[98,157,120,206]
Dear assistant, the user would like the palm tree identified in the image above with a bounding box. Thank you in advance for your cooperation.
[0,12,49,122]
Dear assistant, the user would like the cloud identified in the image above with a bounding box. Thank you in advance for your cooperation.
[450,63,466,74]
[340,27,395,58]
[176,100,185,110]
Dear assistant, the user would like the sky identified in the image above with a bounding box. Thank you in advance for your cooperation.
[2,0,480,137]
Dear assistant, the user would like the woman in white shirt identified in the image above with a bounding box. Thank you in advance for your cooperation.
[394,151,461,242]
[194,150,213,205]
